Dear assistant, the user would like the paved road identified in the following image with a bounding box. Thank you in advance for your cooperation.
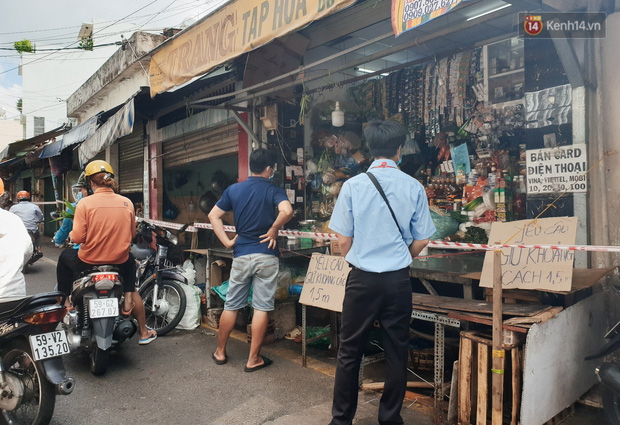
[23,242,434,425]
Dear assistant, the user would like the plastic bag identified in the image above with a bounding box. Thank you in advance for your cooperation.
[430,210,460,240]
[181,260,196,286]
[275,266,292,301]
[176,284,202,330]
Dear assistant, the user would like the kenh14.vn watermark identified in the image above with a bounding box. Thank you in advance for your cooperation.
[519,13,606,38]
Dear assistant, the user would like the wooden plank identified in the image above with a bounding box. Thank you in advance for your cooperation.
[448,312,530,334]
[477,344,489,425]
[412,293,552,317]
[459,337,473,425]
[491,251,504,425]
[361,381,450,391]
[511,348,521,425]
[503,306,563,326]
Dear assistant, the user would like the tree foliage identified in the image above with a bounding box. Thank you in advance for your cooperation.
[78,36,93,51]
[16,99,22,113]
[14,39,33,54]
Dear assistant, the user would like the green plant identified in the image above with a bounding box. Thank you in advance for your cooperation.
[51,200,76,221]
[78,36,93,51]
[14,39,33,54]
[16,98,22,113]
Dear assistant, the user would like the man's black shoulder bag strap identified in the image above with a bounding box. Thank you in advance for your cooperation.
[366,172,404,238]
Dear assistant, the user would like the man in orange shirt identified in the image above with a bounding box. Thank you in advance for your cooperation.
[56,160,156,344]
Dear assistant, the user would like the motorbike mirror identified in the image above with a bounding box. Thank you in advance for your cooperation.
[179,223,189,232]
[50,211,60,220]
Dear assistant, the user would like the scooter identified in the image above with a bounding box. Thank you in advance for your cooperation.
[131,221,187,336]
[62,267,137,376]
[0,291,75,425]
[586,320,620,424]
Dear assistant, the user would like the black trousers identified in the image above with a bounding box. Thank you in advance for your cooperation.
[330,267,412,425]
[56,249,135,296]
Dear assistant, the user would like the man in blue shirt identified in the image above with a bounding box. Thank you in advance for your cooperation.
[10,190,44,259]
[328,120,436,425]
[208,149,293,372]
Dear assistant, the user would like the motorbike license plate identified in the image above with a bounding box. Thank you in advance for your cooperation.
[29,331,71,361]
[89,298,119,318]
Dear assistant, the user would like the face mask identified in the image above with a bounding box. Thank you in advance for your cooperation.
[75,192,83,202]
[268,169,275,182]
[397,156,402,166]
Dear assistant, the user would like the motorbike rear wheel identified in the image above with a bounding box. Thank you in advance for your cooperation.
[603,385,620,425]
[139,279,187,336]
[90,343,110,376]
[0,340,55,425]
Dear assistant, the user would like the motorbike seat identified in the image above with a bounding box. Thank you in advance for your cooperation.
[0,292,64,321]
[131,244,156,260]
[76,265,121,279]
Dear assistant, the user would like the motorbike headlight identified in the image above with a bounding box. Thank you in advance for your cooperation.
[168,231,178,245]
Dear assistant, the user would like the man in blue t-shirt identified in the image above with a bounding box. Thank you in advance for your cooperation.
[208,149,293,372]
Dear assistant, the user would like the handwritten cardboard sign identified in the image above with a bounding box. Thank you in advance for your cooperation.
[299,253,350,312]
[480,217,577,291]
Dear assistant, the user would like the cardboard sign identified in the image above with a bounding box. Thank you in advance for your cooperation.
[391,0,463,38]
[526,144,587,194]
[299,253,350,312]
[480,217,577,291]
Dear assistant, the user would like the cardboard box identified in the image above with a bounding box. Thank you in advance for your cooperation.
[210,260,230,288]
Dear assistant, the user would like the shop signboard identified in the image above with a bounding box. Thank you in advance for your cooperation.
[391,0,462,37]
[480,217,577,292]
[526,144,587,194]
[149,0,356,97]
[299,253,350,312]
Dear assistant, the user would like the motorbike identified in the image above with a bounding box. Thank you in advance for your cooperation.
[131,221,187,336]
[0,292,75,425]
[62,267,137,376]
[586,320,620,424]
[22,231,43,274]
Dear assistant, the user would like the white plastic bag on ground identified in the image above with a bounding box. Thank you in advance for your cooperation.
[176,284,202,330]
[181,260,196,286]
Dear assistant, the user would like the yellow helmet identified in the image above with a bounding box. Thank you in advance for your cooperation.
[84,160,114,177]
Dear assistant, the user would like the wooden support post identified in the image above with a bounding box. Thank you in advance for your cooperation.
[477,343,489,425]
[511,348,521,425]
[459,337,473,425]
[492,250,505,425]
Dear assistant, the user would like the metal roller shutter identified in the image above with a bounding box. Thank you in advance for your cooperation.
[162,121,238,169]
[118,132,144,194]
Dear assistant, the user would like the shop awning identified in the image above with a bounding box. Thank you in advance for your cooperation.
[62,115,99,148]
[39,115,100,159]
[78,98,134,167]
[38,140,64,159]
[1,124,68,162]
[148,0,357,97]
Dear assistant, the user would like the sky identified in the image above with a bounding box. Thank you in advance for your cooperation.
[0,0,228,120]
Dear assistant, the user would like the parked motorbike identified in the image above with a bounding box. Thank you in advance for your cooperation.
[131,221,187,336]
[0,292,75,425]
[586,321,620,424]
[62,267,137,376]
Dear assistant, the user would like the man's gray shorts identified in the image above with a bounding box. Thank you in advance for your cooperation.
[225,253,279,312]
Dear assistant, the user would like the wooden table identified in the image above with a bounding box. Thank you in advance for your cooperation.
[409,252,485,299]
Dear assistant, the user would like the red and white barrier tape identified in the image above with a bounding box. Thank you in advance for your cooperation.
[136,217,198,232]
[138,218,620,253]
[428,240,620,253]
